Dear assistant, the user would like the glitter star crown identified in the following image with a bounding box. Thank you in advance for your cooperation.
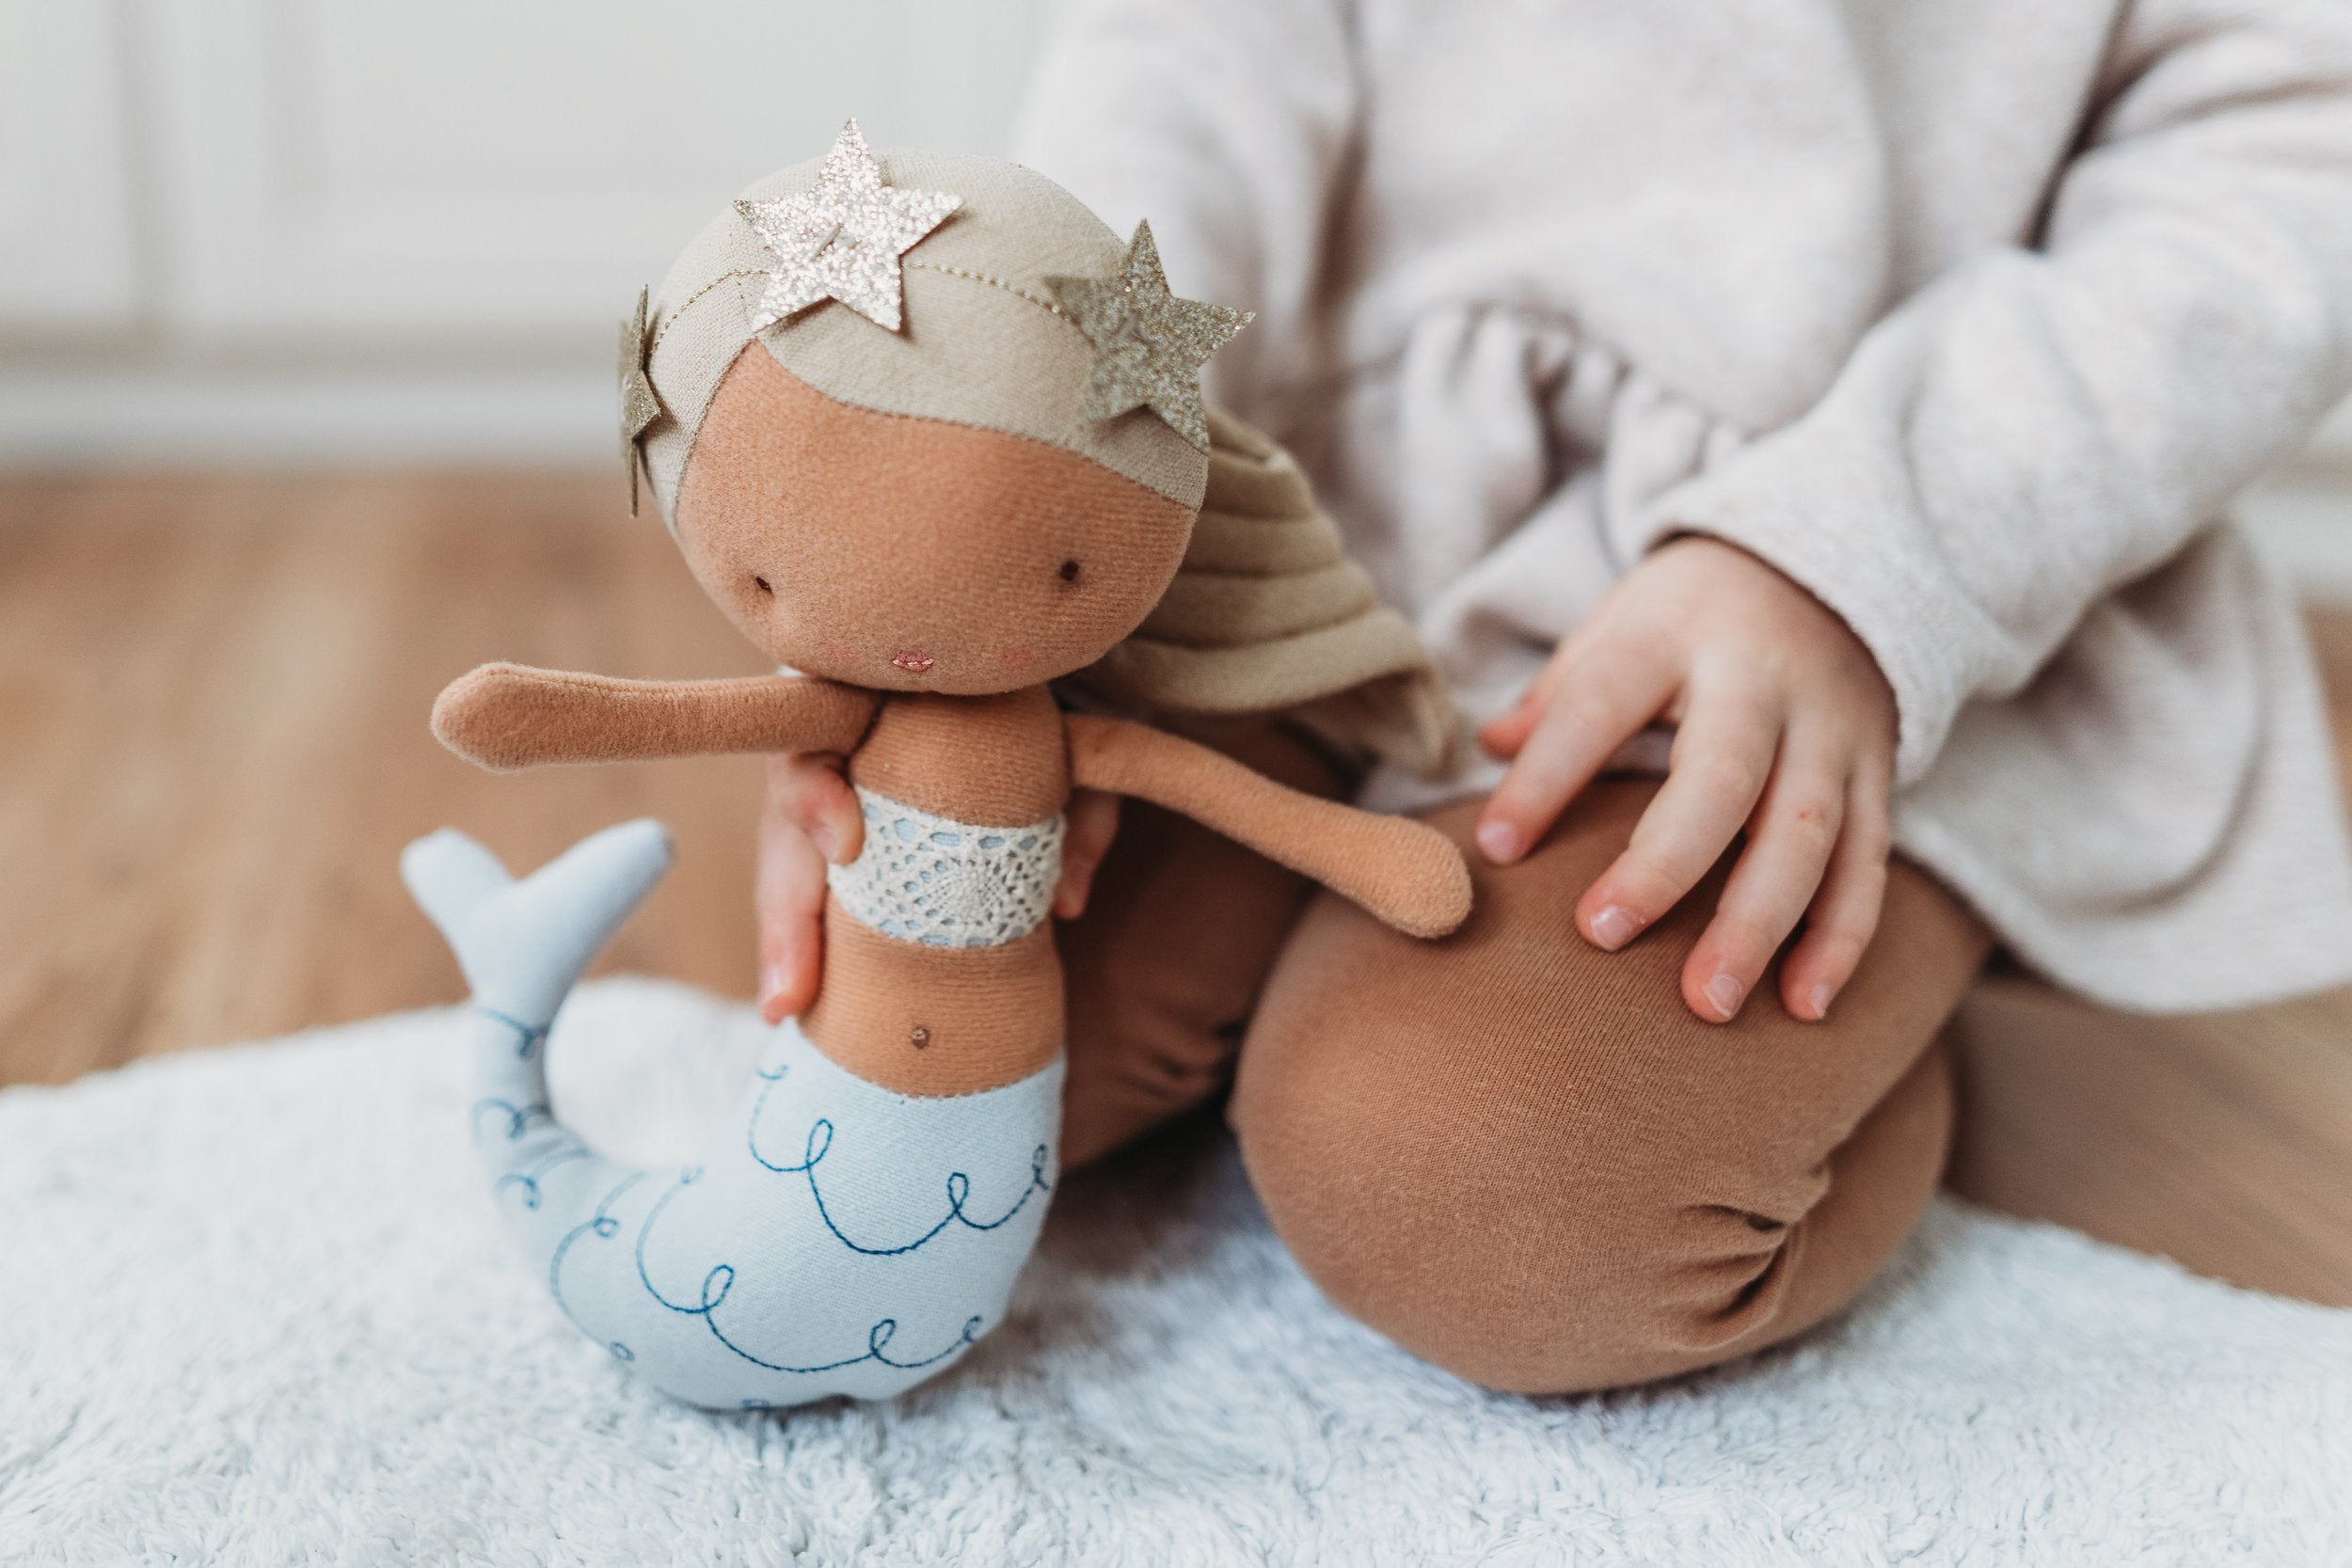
[734,119,963,335]
[733,121,1251,450]
[1045,221,1250,451]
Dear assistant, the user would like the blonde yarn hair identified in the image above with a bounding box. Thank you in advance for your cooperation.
[1060,407,1462,778]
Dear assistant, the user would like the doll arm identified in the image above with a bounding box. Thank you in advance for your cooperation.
[1066,715,1470,939]
[432,663,877,772]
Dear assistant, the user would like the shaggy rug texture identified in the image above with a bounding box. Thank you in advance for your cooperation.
[3,978,2348,1567]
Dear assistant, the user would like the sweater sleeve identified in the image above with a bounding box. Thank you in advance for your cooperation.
[1630,0,2352,785]
[1009,0,1359,409]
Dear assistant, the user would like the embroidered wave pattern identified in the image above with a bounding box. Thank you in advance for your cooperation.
[407,817,1067,1411]
[474,1020,1064,1410]
[745,1066,1053,1253]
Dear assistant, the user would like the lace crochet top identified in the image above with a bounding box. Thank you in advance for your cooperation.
[827,786,1064,949]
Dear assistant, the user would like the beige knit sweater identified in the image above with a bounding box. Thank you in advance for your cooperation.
[1015,0,2352,1012]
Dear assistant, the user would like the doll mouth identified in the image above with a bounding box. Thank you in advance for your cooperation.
[891,648,935,673]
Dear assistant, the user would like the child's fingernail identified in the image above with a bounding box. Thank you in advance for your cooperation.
[1808,983,1833,1022]
[1475,819,1519,863]
[1705,972,1745,1021]
[759,962,787,1005]
[1589,905,1639,950]
[810,822,843,863]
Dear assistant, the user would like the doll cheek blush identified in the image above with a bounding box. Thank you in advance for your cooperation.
[997,643,1036,669]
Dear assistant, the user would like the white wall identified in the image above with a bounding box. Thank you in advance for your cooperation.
[1,0,2346,602]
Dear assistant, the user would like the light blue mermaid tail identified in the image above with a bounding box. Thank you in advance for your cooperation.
[401,821,1060,1409]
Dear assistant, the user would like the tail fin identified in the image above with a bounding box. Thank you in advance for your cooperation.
[403,820,673,1268]
[403,819,673,1027]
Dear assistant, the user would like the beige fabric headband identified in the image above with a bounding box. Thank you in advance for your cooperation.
[634,147,1209,526]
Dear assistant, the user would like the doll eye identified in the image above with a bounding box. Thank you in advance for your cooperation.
[752,576,772,595]
[1057,559,1081,585]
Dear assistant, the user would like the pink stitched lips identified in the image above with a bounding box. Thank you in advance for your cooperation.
[892,648,935,673]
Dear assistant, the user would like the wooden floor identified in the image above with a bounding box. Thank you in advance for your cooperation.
[4,473,2351,1307]
[0,472,774,1082]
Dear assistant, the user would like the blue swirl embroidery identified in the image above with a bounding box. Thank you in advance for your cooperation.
[494,1145,597,1211]
[508,1048,1045,1396]
[476,1006,550,1060]
[628,1168,986,1378]
[471,1097,552,1142]
[707,1312,985,1378]
[745,1073,1052,1255]
[546,1171,649,1360]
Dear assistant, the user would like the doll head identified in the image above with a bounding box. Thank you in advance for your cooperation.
[626,125,1244,694]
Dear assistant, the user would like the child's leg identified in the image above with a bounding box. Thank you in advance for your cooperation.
[1232,778,1991,1394]
[1056,719,1351,1168]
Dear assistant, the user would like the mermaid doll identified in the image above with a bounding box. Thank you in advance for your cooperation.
[403,124,1470,1409]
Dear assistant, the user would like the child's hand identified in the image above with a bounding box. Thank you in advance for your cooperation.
[1476,538,1896,1024]
[754,755,1120,1023]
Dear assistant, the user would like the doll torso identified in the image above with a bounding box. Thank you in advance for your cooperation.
[800,686,1073,1097]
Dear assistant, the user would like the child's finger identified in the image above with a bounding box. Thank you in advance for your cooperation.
[1478,693,1542,759]
[770,752,864,866]
[1776,773,1893,1022]
[1572,684,1779,953]
[1677,740,1847,1022]
[1475,640,1677,863]
[1478,635,1583,758]
[755,799,831,1024]
[1054,788,1121,920]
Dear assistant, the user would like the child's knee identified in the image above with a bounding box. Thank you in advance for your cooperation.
[1233,1033,1764,1392]
[1234,1020,1948,1394]
[1229,785,1963,1392]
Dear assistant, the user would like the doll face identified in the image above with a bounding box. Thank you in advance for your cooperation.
[673,344,1195,693]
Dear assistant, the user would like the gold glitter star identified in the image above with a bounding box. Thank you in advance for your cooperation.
[735,119,962,334]
[1045,221,1250,451]
[619,286,661,515]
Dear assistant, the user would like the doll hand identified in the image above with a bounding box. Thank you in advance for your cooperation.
[1476,537,1897,1024]
[431,662,572,770]
[755,755,1121,1023]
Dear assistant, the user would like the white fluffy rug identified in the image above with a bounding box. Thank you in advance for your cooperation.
[5,980,2349,1567]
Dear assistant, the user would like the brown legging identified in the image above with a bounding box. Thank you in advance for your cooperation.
[1058,749,1991,1395]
